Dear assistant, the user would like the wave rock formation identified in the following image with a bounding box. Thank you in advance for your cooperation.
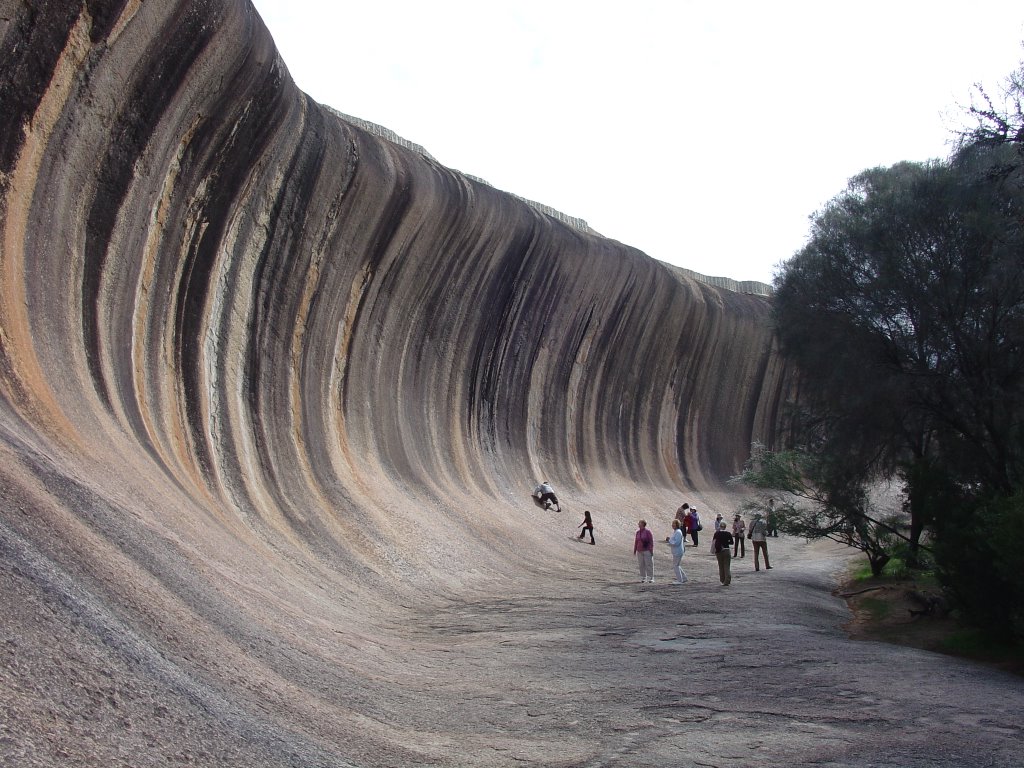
[1,1,793,764]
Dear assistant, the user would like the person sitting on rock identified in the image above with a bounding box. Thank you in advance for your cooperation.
[533,481,560,512]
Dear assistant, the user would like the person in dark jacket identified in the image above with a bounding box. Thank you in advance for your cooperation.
[712,521,734,585]
[577,509,595,544]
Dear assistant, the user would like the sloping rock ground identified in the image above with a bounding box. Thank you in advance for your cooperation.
[1,1,1022,766]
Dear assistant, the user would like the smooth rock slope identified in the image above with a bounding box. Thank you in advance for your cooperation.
[18,2,1024,767]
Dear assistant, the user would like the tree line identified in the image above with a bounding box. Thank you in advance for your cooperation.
[736,62,1024,642]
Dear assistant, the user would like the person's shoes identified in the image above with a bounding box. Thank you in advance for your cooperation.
[589,541,595,545]
[755,568,760,572]
[766,566,773,570]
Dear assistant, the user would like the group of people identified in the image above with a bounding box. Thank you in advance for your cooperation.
[533,481,775,584]
[633,503,774,586]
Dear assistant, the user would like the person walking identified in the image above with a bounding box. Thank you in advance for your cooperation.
[577,509,595,544]
[664,519,688,584]
[633,519,655,583]
[732,513,746,558]
[712,521,734,585]
[749,512,772,571]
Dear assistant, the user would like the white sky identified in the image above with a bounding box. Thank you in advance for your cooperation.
[250,0,1024,284]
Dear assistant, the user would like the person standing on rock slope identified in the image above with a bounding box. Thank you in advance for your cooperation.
[664,519,687,584]
[577,510,595,544]
[748,512,772,571]
[533,481,560,512]
[732,513,746,558]
[633,519,655,583]
[710,513,724,551]
[682,504,700,547]
[712,521,734,585]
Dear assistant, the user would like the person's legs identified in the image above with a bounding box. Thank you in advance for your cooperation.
[722,550,732,585]
[672,553,685,582]
[763,543,771,569]
[644,551,654,581]
[739,536,745,557]
[637,552,647,581]
[588,526,595,544]
[753,541,763,570]
[716,551,727,583]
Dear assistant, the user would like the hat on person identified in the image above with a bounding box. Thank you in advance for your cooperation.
[734,513,741,519]
[754,512,763,518]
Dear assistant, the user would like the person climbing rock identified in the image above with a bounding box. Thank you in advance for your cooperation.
[578,509,595,544]
[533,481,560,512]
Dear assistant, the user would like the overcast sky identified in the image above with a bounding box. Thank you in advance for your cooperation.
[250,0,1024,284]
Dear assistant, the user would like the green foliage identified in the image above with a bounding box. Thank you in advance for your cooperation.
[732,444,906,576]
[940,629,1024,669]
[764,76,1024,637]
[933,493,1024,642]
[851,556,911,582]
[857,596,892,622]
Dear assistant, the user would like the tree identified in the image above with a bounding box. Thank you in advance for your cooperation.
[763,61,1024,639]
[960,62,1024,149]
[732,444,912,576]
[772,155,1024,561]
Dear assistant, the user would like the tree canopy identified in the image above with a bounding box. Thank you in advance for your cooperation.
[760,63,1024,638]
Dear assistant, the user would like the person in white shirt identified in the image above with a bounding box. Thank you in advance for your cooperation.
[533,481,560,512]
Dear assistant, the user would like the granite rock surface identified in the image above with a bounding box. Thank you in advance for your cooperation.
[3,2,1022,767]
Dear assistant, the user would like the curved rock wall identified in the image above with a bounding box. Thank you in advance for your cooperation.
[0,0,793,764]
